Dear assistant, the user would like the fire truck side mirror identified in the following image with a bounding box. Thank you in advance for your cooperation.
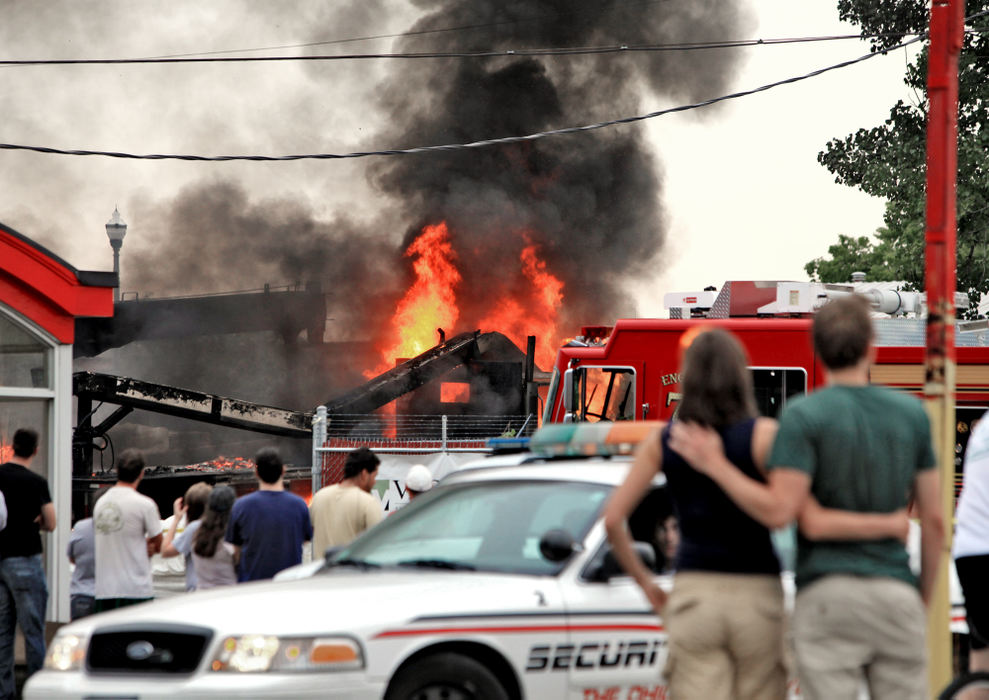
[562,369,575,415]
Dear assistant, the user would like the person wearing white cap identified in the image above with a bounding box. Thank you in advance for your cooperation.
[404,464,434,502]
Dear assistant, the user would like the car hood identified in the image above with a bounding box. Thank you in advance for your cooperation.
[61,570,560,638]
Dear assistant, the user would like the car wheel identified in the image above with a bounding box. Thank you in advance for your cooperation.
[385,652,510,700]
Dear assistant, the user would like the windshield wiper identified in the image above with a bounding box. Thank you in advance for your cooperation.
[396,558,476,571]
[329,557,381,570]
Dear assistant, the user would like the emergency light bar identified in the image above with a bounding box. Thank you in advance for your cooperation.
[529,421,662,457]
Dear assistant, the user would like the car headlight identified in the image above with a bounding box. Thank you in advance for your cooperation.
[210,635,363,673]
[44,633,87,671]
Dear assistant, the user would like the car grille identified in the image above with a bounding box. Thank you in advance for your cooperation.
[87,623,214,674]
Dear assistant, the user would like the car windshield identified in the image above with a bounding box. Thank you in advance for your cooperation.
[332,480,611,576]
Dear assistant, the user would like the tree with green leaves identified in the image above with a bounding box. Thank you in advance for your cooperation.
[807,0,989,315]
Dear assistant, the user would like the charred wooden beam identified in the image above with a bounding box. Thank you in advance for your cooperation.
[323,330,481,415]
[73,371,312,438]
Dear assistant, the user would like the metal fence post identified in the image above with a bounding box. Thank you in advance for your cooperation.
[441,414,448,453]
[312,405,328,493]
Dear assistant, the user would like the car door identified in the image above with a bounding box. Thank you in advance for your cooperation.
[561,520,669,700]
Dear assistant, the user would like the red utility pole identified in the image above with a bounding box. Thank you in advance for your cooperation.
[924,0,964,692]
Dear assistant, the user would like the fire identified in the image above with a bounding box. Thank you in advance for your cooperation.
[367,223,565,411]
[366,222,461,378]
[584,371,614,419]
[198,456,255,471]
[478,235,563,369]
[0,444,11,463]
[441,382,471,403]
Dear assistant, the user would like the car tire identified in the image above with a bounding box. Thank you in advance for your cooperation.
[385,652,510,700]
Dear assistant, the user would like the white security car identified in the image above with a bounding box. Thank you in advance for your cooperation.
[29,423,677,700]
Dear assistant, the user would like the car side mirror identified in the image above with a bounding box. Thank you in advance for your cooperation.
[539,528,580,563]
[586,541,656,582]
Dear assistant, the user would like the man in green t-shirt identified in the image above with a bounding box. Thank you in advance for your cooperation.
[668,295,944,699]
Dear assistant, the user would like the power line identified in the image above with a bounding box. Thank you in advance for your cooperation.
[0,32,924,67]
[0,33,926,163]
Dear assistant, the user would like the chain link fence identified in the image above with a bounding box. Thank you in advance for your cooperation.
[311,409,536,491]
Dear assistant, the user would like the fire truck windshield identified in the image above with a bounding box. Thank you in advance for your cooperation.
[750,368,807,419]
[563,366,636,423]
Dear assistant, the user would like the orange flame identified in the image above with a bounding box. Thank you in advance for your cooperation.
[180,456,256,472]
[367,221,461,378]
[0,444,12,463]
[367,223,565,416]
[584,371,613,419]
[441,382,471,403]
[478,235,563,369]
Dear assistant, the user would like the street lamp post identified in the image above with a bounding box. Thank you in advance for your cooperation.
[105,208,127,302]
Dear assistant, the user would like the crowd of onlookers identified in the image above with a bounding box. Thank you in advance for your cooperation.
[72,445,435,614]
[0,432,433,699]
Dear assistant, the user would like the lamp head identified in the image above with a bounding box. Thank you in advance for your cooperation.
[106,207,127,245]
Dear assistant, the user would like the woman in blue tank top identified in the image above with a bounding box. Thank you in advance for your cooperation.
[602,328,907,700]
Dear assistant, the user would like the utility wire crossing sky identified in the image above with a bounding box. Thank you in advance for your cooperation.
[0,31,931,162]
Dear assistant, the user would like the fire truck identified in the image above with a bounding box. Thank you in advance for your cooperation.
[541,280,989,479]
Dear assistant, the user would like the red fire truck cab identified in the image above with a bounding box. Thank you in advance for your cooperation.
[542,281,989,474]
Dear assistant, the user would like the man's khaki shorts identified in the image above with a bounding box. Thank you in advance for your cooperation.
[792,574,926,700]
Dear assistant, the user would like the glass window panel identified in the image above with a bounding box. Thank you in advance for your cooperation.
[577,367,636,422]
[339,481,610,576]
[0,313,50,389]
[0,399,50,478]
[750,368,807,419]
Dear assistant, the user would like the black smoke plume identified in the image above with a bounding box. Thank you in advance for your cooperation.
[123,0,753,343]
[365,0,753,334]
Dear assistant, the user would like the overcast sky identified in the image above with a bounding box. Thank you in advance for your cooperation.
[636,0,922,315]
[1,0,920,321]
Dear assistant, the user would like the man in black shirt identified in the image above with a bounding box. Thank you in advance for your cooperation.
[0,428,55,699]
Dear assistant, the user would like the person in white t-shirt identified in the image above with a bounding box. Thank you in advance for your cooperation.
[955,417,989,688]
[93,450,163,612]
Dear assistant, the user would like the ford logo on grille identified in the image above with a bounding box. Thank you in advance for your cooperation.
[125,640,156,661]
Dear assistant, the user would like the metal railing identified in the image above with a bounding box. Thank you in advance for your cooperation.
[310,406,536,491]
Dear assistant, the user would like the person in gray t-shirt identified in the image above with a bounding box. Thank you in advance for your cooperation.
[67,518,95,620]
[67,487,109,620]
[193,485,238,589]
